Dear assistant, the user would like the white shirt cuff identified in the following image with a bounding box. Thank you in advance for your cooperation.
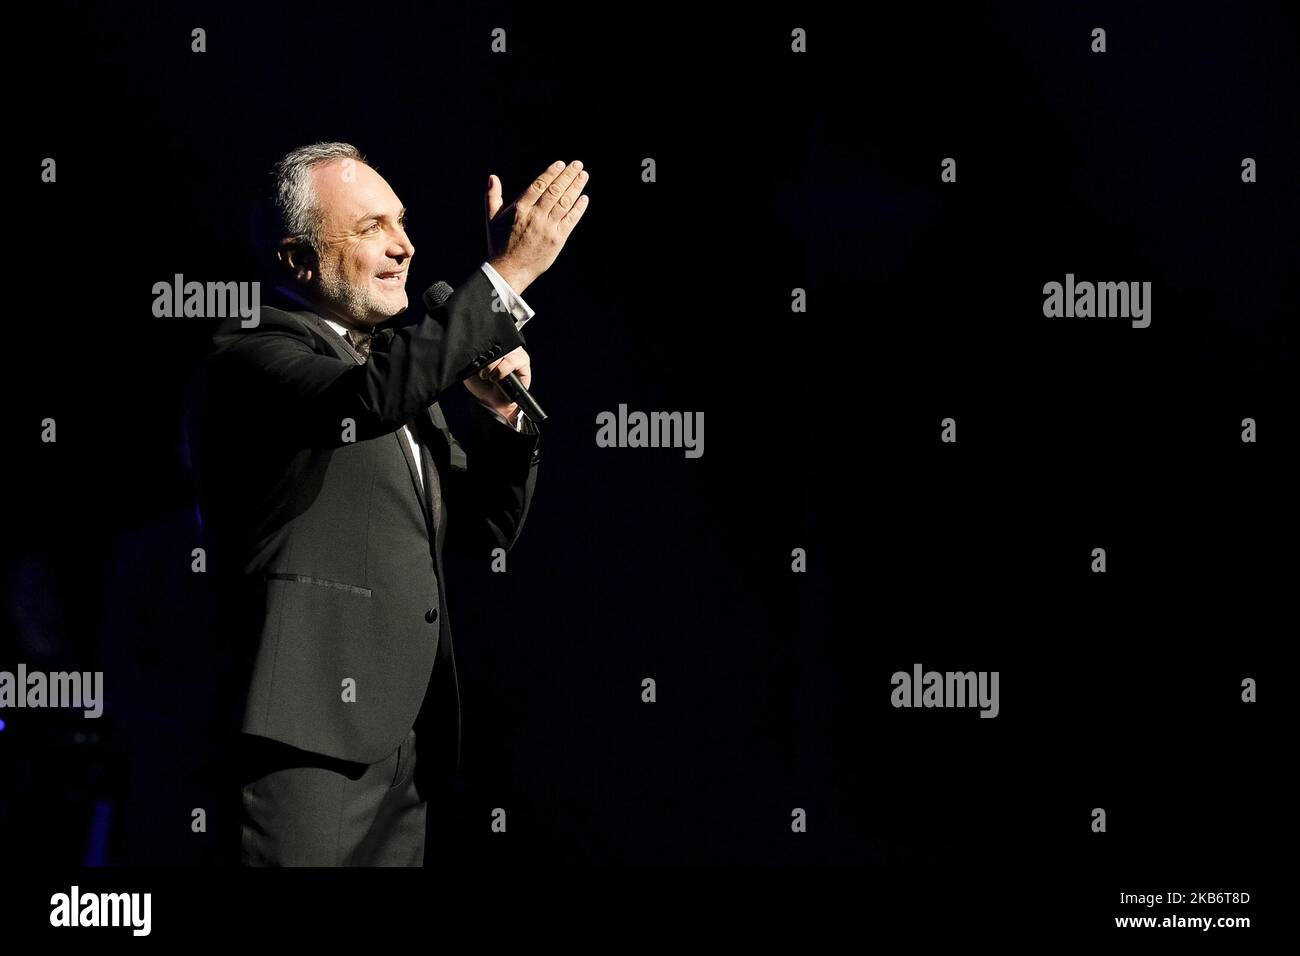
[480,261,535,330]
[486,405,526,431]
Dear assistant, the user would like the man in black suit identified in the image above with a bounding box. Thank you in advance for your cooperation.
[192,143,590,865]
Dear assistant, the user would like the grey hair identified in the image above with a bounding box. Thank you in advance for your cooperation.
[271,142,368,253]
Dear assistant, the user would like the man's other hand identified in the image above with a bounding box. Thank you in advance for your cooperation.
[485,160,590,295]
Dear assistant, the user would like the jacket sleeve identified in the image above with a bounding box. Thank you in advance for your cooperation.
[440,399,541,559]
[208,267,523,449]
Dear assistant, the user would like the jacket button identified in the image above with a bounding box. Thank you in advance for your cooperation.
[425,607,439,623]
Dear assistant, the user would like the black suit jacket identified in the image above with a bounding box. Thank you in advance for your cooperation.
[192,265,540,776]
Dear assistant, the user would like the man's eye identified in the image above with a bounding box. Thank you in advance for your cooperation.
[365,222,381,233]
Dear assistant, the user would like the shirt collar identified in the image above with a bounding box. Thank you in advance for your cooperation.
[273,284,348,337]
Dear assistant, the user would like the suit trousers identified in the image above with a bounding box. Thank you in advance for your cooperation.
[238,727,426,866]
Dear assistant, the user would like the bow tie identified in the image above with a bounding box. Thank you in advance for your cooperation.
[344,328,371,359]
[345,327,392,360]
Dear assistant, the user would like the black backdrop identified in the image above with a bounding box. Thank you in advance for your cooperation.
[4,0,1294,934]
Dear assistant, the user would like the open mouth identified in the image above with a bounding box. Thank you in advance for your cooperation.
[376,271,406,286]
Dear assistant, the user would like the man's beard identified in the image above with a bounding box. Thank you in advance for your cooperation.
[317,258,405,326]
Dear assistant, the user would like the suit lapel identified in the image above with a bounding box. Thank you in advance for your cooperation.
[394,421,435,535]
[416,422,446,557]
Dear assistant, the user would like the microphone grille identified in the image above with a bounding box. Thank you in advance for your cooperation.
[422,280,454,313]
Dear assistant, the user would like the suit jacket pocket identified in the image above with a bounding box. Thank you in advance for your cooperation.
[264,572,373,597]
[246,570,419,763]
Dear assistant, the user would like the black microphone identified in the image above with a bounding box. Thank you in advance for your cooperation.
[424,280,548,425]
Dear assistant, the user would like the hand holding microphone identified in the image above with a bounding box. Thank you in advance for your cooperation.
[472,345,536,425]
[426,280,549,426]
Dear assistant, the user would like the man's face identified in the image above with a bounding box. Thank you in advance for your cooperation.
[308,160,415,326]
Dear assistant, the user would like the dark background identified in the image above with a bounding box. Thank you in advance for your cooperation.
[3,0,1294,904]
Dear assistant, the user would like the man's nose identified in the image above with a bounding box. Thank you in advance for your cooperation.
[389,226,414,260]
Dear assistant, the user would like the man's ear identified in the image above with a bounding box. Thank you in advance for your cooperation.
[276,237,317,284]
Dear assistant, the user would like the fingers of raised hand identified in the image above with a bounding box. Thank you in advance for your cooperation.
[537,161,584,215]
[522,160,568,209]
[549,166,589,222]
